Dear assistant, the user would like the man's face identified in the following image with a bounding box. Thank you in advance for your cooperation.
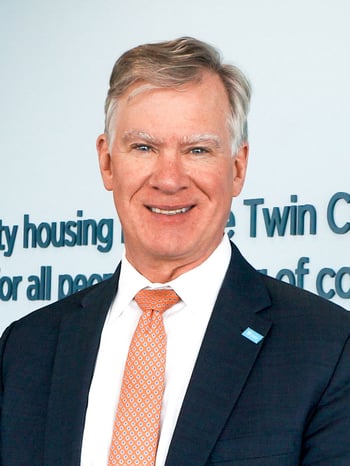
[98,71,248,280]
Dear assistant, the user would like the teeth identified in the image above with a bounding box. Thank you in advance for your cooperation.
[150,207,191,215]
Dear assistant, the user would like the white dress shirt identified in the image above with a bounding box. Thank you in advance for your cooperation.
[80,235,232,466]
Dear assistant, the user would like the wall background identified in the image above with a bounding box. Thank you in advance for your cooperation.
[1,0,350,331]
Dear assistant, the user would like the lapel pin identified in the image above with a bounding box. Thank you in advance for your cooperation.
[241,327,264,344]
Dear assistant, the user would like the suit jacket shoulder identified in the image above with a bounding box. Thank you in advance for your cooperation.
[166,244,350,466]
[0,265,121,466]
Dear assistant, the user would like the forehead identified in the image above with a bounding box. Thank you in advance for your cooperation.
[121,71,230,108]
[114,72,231,134]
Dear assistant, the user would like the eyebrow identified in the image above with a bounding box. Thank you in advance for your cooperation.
[181,134,222,148]
[122,130,222,148]
[122,130,163,145]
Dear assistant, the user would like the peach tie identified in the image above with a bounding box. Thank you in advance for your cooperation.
[108,288,180,465]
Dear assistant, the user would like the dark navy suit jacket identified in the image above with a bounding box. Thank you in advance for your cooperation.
[1,243,350,465]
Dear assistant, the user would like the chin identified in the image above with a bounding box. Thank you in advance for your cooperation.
[145,239,194,260]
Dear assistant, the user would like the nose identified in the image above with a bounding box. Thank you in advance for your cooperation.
[148,152,189,194]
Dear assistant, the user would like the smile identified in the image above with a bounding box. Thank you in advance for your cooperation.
[148,206,193,216]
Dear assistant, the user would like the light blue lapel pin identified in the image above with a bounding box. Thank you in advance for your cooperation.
[241,327,264,344]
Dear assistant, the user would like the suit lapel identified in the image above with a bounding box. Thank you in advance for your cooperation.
[165,243,272,466]
[44,266,120,466]
[43,243,272,465]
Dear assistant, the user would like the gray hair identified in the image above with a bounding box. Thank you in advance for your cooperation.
[104,37,251,154]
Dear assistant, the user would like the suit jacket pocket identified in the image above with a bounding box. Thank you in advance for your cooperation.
[209,431,300,464]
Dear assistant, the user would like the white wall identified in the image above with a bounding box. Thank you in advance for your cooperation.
[1,0,350,331]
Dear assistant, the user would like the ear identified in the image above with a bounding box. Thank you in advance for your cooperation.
[231,143,249,198]
[97,134,114,191]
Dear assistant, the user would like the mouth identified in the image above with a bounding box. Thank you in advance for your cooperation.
[147,205,194,216]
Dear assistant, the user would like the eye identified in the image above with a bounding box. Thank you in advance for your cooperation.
[190,147,208,154]
[132,143,152,152]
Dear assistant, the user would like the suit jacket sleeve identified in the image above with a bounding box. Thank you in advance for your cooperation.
[301,335,350,465]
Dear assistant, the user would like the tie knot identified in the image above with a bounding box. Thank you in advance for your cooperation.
[134,288,180,314]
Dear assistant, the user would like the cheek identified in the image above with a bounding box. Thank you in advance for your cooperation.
[209,166,235,197]
[109,159,133,192]
[110,163,148,205]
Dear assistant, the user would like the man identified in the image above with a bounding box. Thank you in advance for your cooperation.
[1,37,350,466]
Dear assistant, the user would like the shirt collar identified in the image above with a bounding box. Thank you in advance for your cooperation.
[110,234,232,319]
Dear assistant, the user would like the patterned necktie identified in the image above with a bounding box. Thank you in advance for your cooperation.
[108,288,180,465]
